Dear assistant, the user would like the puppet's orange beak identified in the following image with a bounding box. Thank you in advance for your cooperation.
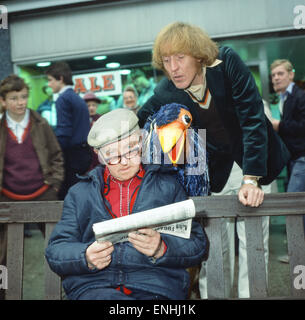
[156,109,192,164]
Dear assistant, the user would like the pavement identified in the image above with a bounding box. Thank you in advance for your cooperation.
[22,218,291,300]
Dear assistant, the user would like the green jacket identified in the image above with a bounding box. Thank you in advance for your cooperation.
[0,109,64,191]
[138,47,290,192]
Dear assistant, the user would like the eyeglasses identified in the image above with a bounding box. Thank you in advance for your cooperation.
[100,145,141,165]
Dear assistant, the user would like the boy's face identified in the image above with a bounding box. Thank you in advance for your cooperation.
[47,75,65,93]
[98,133,142,181]
[0,87,28,118]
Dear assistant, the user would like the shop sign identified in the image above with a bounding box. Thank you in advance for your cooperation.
[73,70,122,97]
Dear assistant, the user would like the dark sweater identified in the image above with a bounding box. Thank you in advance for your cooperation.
[3,128,44,195]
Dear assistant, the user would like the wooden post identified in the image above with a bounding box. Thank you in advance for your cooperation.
[205,218,226,299]
[5,224,24,300]
[244,216,268,298]
[44,222,62,300]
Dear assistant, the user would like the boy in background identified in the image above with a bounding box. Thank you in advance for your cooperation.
[0,74,64,299]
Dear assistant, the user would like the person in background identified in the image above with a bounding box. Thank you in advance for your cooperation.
[45,108,207,300]
[0,75,64,299]
[36,85,58,130]
[270,59,305,263]
[122,85,141,114]
[83,91,101,124]
[46,62,92,200]
[128,69,156,108]
[116,69,156,109]
[83,91,101,169]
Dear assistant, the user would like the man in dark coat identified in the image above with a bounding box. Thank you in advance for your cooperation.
[270,59,305,254]
[138,22,290,206]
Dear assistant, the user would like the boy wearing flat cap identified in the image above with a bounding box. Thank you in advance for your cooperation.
[46,108,206,300]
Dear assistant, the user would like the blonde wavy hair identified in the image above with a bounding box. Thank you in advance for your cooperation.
[270,59,294,73]
[152,22,219,72]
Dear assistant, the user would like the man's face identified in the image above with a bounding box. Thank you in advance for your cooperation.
[47,75,64,94]
[99,133,141,181]
[271,65,294,94]
[87,100,98,116]
[123,91,137,109]
[162,53,203,89]
[0,88,28,120]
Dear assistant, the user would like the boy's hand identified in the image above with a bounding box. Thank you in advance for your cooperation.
[85,241,114,270]
[128,228,164,258]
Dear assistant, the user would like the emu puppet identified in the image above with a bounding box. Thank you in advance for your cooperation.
[142,103,210,298]
[143,103,210,197]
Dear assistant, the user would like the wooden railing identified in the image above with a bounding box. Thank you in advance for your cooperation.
[1,192,305,300]
[0,201,63,300]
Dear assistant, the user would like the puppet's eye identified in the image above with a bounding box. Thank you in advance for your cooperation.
[182,114,191,126]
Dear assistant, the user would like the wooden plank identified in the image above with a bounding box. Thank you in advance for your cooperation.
[44,222,61,300]
[244,216,268,298]
[191,192,305,218]
[285,215,305,298]
[0,194,304,301]
[1,193,305,223]
[5,224,24,300]
[0,201,63,223]
[205,218,226,299]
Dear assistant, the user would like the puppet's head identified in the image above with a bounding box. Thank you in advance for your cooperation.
[143,103,209,196]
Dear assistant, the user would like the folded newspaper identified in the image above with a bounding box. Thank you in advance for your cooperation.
[93,199,196,244]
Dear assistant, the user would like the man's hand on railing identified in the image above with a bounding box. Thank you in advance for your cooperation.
[238,184,264,207]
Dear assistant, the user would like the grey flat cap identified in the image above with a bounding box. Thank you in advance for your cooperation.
[87,108,140,148]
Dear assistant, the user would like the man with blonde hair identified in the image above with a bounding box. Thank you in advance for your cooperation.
[138,21,289,203]
[137,21,290,298]
[271,59,293,73]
